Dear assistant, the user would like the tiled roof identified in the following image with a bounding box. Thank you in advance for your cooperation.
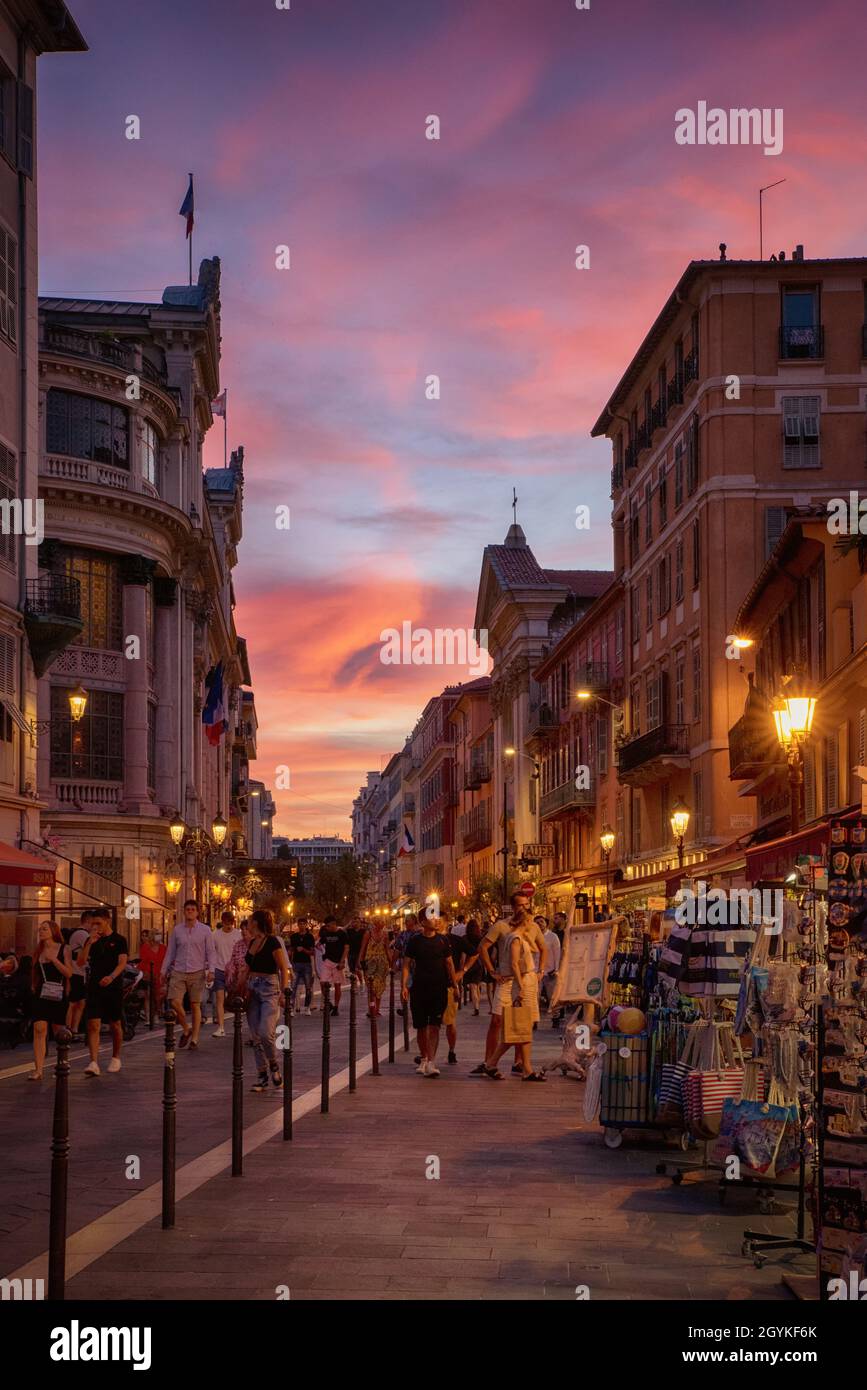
[39,298,155,315]
[487,544,549,588]
[544,569,614,597]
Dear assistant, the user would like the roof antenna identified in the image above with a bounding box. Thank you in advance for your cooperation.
[512,486,518,525]
[759,178,786,259]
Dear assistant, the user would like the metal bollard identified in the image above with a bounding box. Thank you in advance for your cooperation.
[370,998,380,1076]
[48,1029,71,1301]
[282,990,293,1141]
[402,979,410,1052]
[320,982,331,1113]
[388,969,396,1064]
[231,1005,244,1175]
[148,963,156,1030]
[349,975,357,1093]
[162,1012,176,1227]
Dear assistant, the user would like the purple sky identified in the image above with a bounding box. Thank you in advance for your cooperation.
[37,0,867,835]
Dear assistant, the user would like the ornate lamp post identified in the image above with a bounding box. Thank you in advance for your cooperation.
[600,824,615,911]
[772,675,817,836]
[167,811,229,918]
[670,800,691,870]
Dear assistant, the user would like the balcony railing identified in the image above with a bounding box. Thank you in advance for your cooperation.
[611,462,624,491]
[527,702,557,738]
[728,713,781,780]
[574,661,609,691]
[651,399,667,433]
[667,373,683,410]
[460,802,492,852]
[779,324,824,360]
[616,723,689,777]
[465,758,491,790]
[52,779,123,811]
[24,575,80,620]
[539,780,595,819]
[683,348,699,388]
[43,323,168,386]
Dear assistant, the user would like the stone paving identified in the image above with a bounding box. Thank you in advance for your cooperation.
[0,998,814,1301]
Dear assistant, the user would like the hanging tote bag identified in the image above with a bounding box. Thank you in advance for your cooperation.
[656,1020,704,1123]
[684,1024,745,1139]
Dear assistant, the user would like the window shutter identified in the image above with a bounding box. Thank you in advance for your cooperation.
[859,708,867,767]
[764,507,787,559]
[802,398,820,439]
[783,400,801,439]
[0,633,15,696]
[16,81,33,177]
[824,735,839,812]
[804,745,816,824]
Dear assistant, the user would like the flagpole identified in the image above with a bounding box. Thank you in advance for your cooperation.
[188,171,193,286]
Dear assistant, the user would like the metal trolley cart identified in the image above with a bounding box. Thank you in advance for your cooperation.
[599,1030,691,1151]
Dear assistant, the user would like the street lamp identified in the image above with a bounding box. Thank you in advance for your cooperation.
[68,686,88,722]
[772,675,817,836]
[167,812,229,915]
[670,800,691,870]
[600,824,615,910]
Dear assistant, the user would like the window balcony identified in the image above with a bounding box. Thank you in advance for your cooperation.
[460,802,491,852]
[651,399,667,433]
[615,723,690,785]
[574,661,609,692]
[51,779,123,812]
[526,702,557,739]
[683,348,699,390]
[464,758,490,790]
[43,323,168,387]
[728,713,782,781]
[779,324,824,360]
[42,453,160,500]
[23,575,83,678]
[667,374,684,410]
[539,780,595,819]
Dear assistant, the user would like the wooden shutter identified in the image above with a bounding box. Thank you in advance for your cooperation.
[764,507,787,559]
[16,81,33,177]
[804,745,816,824]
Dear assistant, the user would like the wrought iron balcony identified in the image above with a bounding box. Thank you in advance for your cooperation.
[460,802,492,852]
[574,661,609,691]
[539,780,596,819]
[667,373,683,410]
[683,348,699,388]
[23,575,83,677]
[779,324,823,360]
[611,462,624,491]
[615,723,689,782]
[464,758,490,791]
[526,702,558,739]
[728,713,782,781]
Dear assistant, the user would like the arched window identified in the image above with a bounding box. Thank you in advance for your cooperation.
[46,388,129,469]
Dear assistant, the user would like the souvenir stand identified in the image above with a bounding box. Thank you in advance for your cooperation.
[816,818,867,1298]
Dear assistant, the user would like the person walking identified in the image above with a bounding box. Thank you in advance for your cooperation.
[160,899,215,1051]
[481,907,546,1082]
[64,909,91,1038]
[78,907,128,1077]
[288,918,316,1014]
[30,921,72,1081]
[539,916,562,1014]
[318,916,349,1015]
[358,915,393,1018]
[401,911,459,1077]
[441,917,474,1064]
[211,910,241,1036]
[462,919,486,1015]
[345,917,366,983]
[470,894,547,1078]
[244,908,290,1093]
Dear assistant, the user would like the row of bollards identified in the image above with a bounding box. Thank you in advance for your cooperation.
[47,965,406,1298]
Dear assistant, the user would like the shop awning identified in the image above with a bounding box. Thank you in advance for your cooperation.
[0,842,56,887]
[745,823,829,883]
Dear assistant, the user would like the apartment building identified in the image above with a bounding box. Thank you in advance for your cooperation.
[473,521,612,902]
[412,687,462,899]
[449,676,494,895]
[532,579,625,914]
[728,510,867,855]
[592,248,867,899]
[245,778,275,860]
[0,2,84,933]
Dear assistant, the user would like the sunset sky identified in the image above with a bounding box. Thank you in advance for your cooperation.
[38,0,867,837]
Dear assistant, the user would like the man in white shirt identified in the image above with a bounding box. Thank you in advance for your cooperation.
[211,910,241,1037]
[537,916,562,1014]
[451,915,467,938]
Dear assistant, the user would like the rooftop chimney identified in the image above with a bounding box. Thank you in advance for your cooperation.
[793,244,804,262]
[719,243,727,262]
[778,250,786,261]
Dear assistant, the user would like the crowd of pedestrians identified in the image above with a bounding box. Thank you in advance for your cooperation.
[2,889,571,1095]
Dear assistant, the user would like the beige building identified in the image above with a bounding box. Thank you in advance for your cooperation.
[35,261,249,940]
[592,248,867,898]
[0,3,85,939]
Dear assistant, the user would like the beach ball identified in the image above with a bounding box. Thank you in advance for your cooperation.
[616,1008,645,1035]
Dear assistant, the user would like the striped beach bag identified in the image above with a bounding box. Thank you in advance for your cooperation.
[684,1024,745,1139]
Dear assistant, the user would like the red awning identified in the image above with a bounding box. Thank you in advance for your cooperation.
[745,823,829,884]
[0,842,56,887]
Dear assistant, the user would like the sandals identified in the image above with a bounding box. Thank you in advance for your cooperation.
[482,1065,505,1080]
[522,1071,547,1082]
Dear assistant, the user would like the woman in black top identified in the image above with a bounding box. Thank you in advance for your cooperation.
[245,909,291,1093]
[31,921,73,1081]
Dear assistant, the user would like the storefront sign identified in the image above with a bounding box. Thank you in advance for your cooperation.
[522,843,554,859]
[647,896,667,910]
[553,924,616,1006]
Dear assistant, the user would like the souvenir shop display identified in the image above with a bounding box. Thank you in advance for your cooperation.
[817,824,867,1297]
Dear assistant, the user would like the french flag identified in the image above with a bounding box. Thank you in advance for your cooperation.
[179,175,194,238]
[202,662,228,746]
[398,822,415,857]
